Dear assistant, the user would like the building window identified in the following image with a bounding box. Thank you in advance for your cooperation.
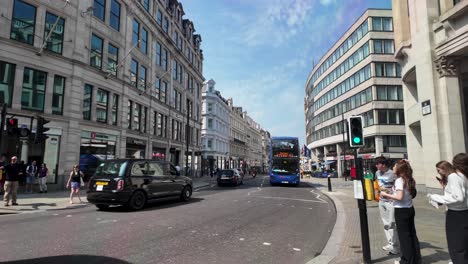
[108,43,118,76]
[163,17,169,33]
[375,63,401,77]
[44,12,65,54]
[178,64,182,83]
[21,68,46,112]
[11,0,36,45]
[141,27,148,54]
[372,17,393,31]
[133,103,141,131]
[173,60,178,80]
[154,79,160,100]
[0,61,16,106]
[142,0,149,11]
[208,119,213,129]
[207,139,212,149]
[90,34,103,69]
[130,59,138,87]
[156,10,162,26]
[83,84,92,120]
[161,81,167,103]
[132,19,140,47]
[376,85,403,101]
[139,65,147,91]
[52,75,65,115]
[127,100,133,129]
[112,94,119,125]
[96,88,109,123]
[377,109,405,125]
[156,113,163,136]
[156,42,161,66]
[110,0,121,31]
[173,31,178,45]
[207,103,213,112]
[383,135,407,148]
[162,48,168,71]
[93,0,106,21]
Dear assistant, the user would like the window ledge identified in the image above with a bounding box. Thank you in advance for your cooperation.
[440,1,468,23]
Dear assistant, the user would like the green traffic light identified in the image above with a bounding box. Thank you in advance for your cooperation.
[353,137,361,144]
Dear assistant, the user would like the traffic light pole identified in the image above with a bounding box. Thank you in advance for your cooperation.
[354,148,371,263]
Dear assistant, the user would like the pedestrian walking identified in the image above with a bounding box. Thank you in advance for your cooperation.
[428,155,468,264]
[0,154,7,196]
[380,159,421,264]
[37,163,48,193]
[374,156,400,255]
[66,164,84,204]
[25,160,37,193]
[2,156,24,206]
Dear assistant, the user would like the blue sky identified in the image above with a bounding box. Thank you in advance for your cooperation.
[182,0,392,145]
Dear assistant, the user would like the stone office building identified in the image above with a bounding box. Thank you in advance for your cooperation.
[0,0,204,187]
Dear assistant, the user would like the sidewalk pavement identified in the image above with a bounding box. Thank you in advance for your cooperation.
[303,177,450,264]
[0,176,214,215]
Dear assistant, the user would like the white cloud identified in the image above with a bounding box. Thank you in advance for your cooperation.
[242,0,315,47]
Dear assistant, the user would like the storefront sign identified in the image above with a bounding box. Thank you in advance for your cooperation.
[82,131,117,141]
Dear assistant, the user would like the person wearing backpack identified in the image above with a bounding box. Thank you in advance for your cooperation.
[25,160,37,193]
[428,155,468,264]
[66,164,85,204]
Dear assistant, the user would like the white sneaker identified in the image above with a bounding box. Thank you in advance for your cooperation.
[394,261,400,264]
[382,244,392,251]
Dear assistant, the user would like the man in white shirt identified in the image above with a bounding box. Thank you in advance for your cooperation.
[375,156,400,255]
[25,160,37,193]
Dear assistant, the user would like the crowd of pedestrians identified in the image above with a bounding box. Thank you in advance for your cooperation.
[373,154,468,264]
[0,154,50,206]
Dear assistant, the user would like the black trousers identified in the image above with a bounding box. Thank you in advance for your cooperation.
[395,207,421,264]
[446,209,468,264]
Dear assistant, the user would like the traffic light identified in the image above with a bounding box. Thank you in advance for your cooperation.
[6,118,18,136]
[348,116,364,148]
[34,116,50,144]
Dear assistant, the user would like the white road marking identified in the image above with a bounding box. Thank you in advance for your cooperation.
[191,230,197,233]
[293,248,301,252]
[258,196,327,203]
[239,238,245,241]
[97,219,116,224]
[130,222,135,225]
[96,218,101,220]
[168,226,173,229]
[233,200,238,202]
[66,215,72,217]
[52,213,59,216]
[310,190,328,203]
[263,242,271,246]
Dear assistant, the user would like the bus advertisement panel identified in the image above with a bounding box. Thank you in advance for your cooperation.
[269,137,300,186]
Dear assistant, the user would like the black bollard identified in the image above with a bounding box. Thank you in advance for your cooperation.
[327,176,332,192]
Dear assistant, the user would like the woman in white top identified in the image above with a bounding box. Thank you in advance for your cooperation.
[429,154,468,264]
[380,160,421,264]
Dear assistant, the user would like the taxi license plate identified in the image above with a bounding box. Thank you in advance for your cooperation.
[281,181,289,184]
[96,182,108,186]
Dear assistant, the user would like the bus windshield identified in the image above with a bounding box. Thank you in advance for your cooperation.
[271,159,298,175]
[271,139,299,158]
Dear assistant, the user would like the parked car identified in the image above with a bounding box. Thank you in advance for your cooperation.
[87,159,193,211]
[217,169,244,186]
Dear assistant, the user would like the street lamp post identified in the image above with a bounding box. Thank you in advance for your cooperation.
[185,98,190,176]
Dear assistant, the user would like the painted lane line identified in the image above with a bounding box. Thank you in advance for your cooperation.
[263,242,271,246]
[239,238,245,241]
[257,196,327,203]
[293,248,301,252]
[66,215,72,217]
[310,190,328,203]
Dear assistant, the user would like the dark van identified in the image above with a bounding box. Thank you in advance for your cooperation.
[87,159,193,210]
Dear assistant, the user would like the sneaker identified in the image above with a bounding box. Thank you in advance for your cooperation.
[382,244,393,251]
[389,249,400,255]
[12,203,18,206]
[4,203,9,206]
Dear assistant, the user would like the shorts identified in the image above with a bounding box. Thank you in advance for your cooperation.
[26,176,35,184]
[71,182,80,189]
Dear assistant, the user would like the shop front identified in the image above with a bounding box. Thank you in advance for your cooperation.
[152,142,166,160]
[80,131,117,180]
[126,137,146,159]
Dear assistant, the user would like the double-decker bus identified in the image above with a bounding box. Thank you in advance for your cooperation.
[269,136,300,186]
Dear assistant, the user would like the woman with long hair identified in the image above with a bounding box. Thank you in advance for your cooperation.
[430,154,468,264]
[380,160,421,264]
[66,164,84,204]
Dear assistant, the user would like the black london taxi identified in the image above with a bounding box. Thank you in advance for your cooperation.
[87,159,193,210]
